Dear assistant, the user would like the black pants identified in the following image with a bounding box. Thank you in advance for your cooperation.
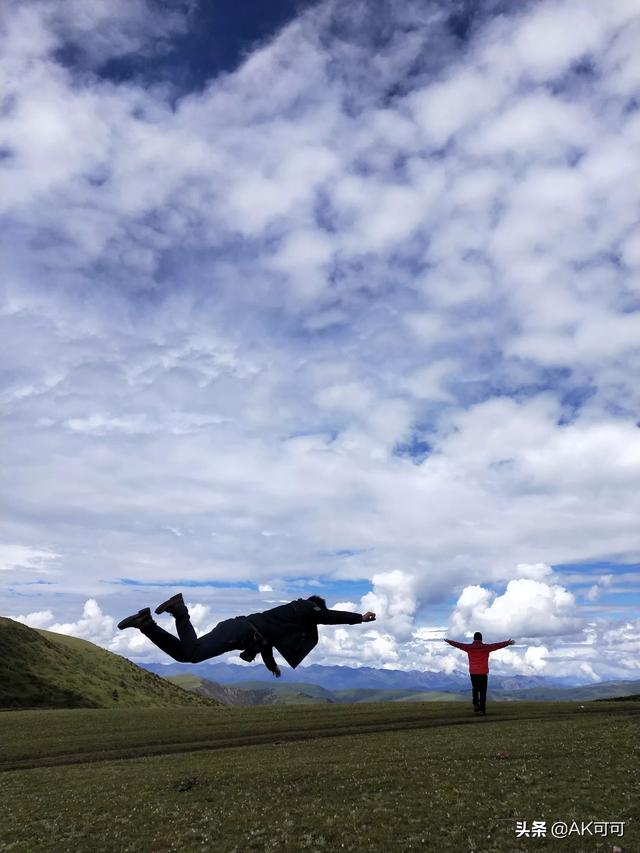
[141,604,254,664]
[470,674,488,710]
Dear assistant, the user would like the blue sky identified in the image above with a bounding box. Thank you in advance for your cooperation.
[1,0,640,682]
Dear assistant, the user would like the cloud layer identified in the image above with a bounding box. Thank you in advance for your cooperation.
[2,0,640,677]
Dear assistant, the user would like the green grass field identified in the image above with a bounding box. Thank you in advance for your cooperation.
[1,701,637,852]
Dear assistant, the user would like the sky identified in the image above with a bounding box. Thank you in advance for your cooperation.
[1,0,639,683]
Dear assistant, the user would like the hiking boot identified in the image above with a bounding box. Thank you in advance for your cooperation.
[117,607,153,631]
[155,592,185,615]
[473,706,481,713]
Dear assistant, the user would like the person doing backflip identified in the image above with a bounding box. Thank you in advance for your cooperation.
[118,593,376,677]
[444,632,515,714]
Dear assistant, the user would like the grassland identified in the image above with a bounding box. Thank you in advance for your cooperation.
[167,675,344,705]
[1,700,637,852]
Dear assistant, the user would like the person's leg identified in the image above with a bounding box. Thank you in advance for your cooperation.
[117,608,191,662]
[165,600,255,663]
[479,675,488,713]
[170,601,199,659]
[470,674,480,710]
[189,617,254,663]
[153,597,226,662]
[140,619,192,662]
[141,604,254,664]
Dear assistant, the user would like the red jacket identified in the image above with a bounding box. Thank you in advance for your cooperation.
[445,639,511,674]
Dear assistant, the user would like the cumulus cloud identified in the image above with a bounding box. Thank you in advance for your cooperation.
[48,598,115,645]
[449,579,584,639]
[14,608,55,628]
[359,571,418,640]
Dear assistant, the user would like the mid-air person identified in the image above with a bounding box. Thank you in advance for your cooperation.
[444,632,515,714]
[118,593,376,676]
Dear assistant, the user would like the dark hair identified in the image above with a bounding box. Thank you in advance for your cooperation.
[473,631,483,641]
[307,595,327,609]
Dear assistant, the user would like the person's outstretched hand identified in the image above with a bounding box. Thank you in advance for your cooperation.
[362,611,376,622]
[507,639,515,645]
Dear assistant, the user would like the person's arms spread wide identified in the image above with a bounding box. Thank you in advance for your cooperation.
[485,639,515,651]
[444,638,467,650]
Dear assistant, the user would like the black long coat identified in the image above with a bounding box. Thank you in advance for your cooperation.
[245,598,363,668]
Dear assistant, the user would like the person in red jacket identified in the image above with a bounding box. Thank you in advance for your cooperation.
[444,632,515,714]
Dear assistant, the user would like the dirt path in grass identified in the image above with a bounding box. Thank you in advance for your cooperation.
[2,705,637,773]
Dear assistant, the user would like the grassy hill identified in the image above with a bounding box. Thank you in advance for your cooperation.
[167,674,337,705]
[166,674,269,706]
[0,617,220,709]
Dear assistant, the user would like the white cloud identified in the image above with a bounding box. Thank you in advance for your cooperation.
[14,608,55,628]
[359,571,417,641]
[0,544,60,573]
[47,598,115,644]
[409,67,507,147]
[449,579,584,639]
[400,360,457,401]
[475,92,591,160]
[506,3,607,80]
[1,0,639,675]
[513,563,553,582]
[492,644,551,676]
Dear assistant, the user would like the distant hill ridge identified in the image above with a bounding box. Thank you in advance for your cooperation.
[0,617,220,709]
[166,673,640,707]
[166,675,464,706]
[142,659,588,692]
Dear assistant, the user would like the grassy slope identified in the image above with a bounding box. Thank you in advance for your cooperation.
[0,701,638,852]
[226,679,335,703]
[333,687,464,703]
[166,676,469,706]
[493,680,640,701]
[167,675,336,705]
[0,617,219,709]
[166,675,271,707]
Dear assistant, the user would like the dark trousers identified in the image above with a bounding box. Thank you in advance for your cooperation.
[470,673,488,710]
[141,605,254,664]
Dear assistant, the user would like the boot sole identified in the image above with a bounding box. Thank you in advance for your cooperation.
[117,608,151,630]
[155,594,184,615]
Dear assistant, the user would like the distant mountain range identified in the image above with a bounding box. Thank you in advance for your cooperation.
[164,672,640,707]
[141,660,583,692]
[0,618,219,709]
